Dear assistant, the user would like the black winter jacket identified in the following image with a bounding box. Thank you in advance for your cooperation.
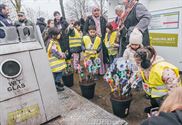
[36,19,46,33]
[54,17,71,59]
[83,15,107,39]
[141,110,182,125]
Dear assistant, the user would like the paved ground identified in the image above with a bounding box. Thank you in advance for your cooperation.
[70,73,150,125]
[46,73,182,125]
[44,85,127,125]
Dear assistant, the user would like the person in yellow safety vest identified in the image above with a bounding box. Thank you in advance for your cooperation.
[47,27,67,91]
[82,25,101,61]
[104,22,119,64]
[82,25,101,80]
[68,21,82,72]
[134,46,181,114]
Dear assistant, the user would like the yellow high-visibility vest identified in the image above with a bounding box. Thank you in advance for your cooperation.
[69,28,82,48]
[104,31,118,56]
[47,39,67,72]
[83,35,101,60]
[141,61,181,98]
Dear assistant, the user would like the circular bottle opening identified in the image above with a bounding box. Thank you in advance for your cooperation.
[0,59,22,79]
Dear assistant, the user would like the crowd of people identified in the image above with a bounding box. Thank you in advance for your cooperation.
[0,0,182,124]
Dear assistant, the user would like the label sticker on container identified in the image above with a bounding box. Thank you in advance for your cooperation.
[7,104,40,125]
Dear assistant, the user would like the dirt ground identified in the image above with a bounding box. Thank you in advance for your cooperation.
[70,73,150,125]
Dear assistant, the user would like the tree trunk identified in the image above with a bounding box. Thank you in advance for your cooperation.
[10,0,21,14]
[59,0,66,18]
[100,0,103,16]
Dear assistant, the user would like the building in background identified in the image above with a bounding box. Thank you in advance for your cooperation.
[108,0,182,71]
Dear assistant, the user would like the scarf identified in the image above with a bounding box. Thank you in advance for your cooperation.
[92,16,101,36]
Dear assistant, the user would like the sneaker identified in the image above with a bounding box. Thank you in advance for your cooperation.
[144,106,152,113]
[56,85,64,91]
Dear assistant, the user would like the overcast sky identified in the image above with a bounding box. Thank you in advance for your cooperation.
[22,0,62,18]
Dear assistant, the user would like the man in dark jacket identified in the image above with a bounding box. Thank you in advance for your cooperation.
[53,11,71,59]
[79,17,85,32]
[0,4,12,27]
[36,17,46,33]
[83,7,107,39]
[0,4,13,38]
[83,6,109,65]
[119,0,151,56]
[14,12,33,27]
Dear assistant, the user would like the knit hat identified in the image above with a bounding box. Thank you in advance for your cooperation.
[18,12,25,16]
[129,29,143,45]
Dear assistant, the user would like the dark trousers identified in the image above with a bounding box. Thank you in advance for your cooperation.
[109,55,116,64]
[53,72,63,83]
[145,96,165,113]
[150,97,164,108]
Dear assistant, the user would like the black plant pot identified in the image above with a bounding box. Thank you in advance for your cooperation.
[62,73,74,87]
[80,81,96,99]
[110,94,132,118]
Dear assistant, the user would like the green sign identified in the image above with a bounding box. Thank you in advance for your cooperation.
[150,33,178,47]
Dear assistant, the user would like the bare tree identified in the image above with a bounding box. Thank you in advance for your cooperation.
[25,7,36,23]
[65,0,108,20]
[65,0,90,20]
[10,0,21,13]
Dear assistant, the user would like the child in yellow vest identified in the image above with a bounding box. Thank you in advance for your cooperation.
[82,25,101,81]
[47,27,67,91]
[104,22,119,64]
[68,21,82,71]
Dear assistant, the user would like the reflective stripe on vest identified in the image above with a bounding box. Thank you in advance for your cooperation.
[49,57,66,71]
[104,31,118,56]
[69,29,82,48]
[47,39,67,72]
[108,47,118,56]
[151,89,168,98]
[141,61,180,98]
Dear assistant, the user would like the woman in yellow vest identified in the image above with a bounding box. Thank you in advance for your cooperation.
[82,25,101,80]
[47,27,67,91]
[68,21,82,71]
[104,22,119,64]
[134,46,181,114]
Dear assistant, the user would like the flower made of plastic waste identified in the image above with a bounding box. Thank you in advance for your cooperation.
[87,60,93,66]
[104,71,112,82]
[116,57,128,71]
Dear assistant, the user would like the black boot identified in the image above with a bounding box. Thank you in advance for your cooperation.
[55,82,64,91]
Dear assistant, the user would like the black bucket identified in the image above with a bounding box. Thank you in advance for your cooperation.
[62,73,74,87]
[110,95,132,118]
[80,82,96,99]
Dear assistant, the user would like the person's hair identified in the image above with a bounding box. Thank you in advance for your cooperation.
[115,5,124,12]
[53,11,60,17]
[0,4,6,13]
[37,17,45,22]
[134,46,156,61]
[48,27,60,38]
[106,22,114,32]
[47,19,53,25]
[134,46,157,69]
[88,25,96,31]
[159,87,182,113]
[74,21,80,27]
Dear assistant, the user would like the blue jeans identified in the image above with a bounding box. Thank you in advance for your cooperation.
[53,72,62,83]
